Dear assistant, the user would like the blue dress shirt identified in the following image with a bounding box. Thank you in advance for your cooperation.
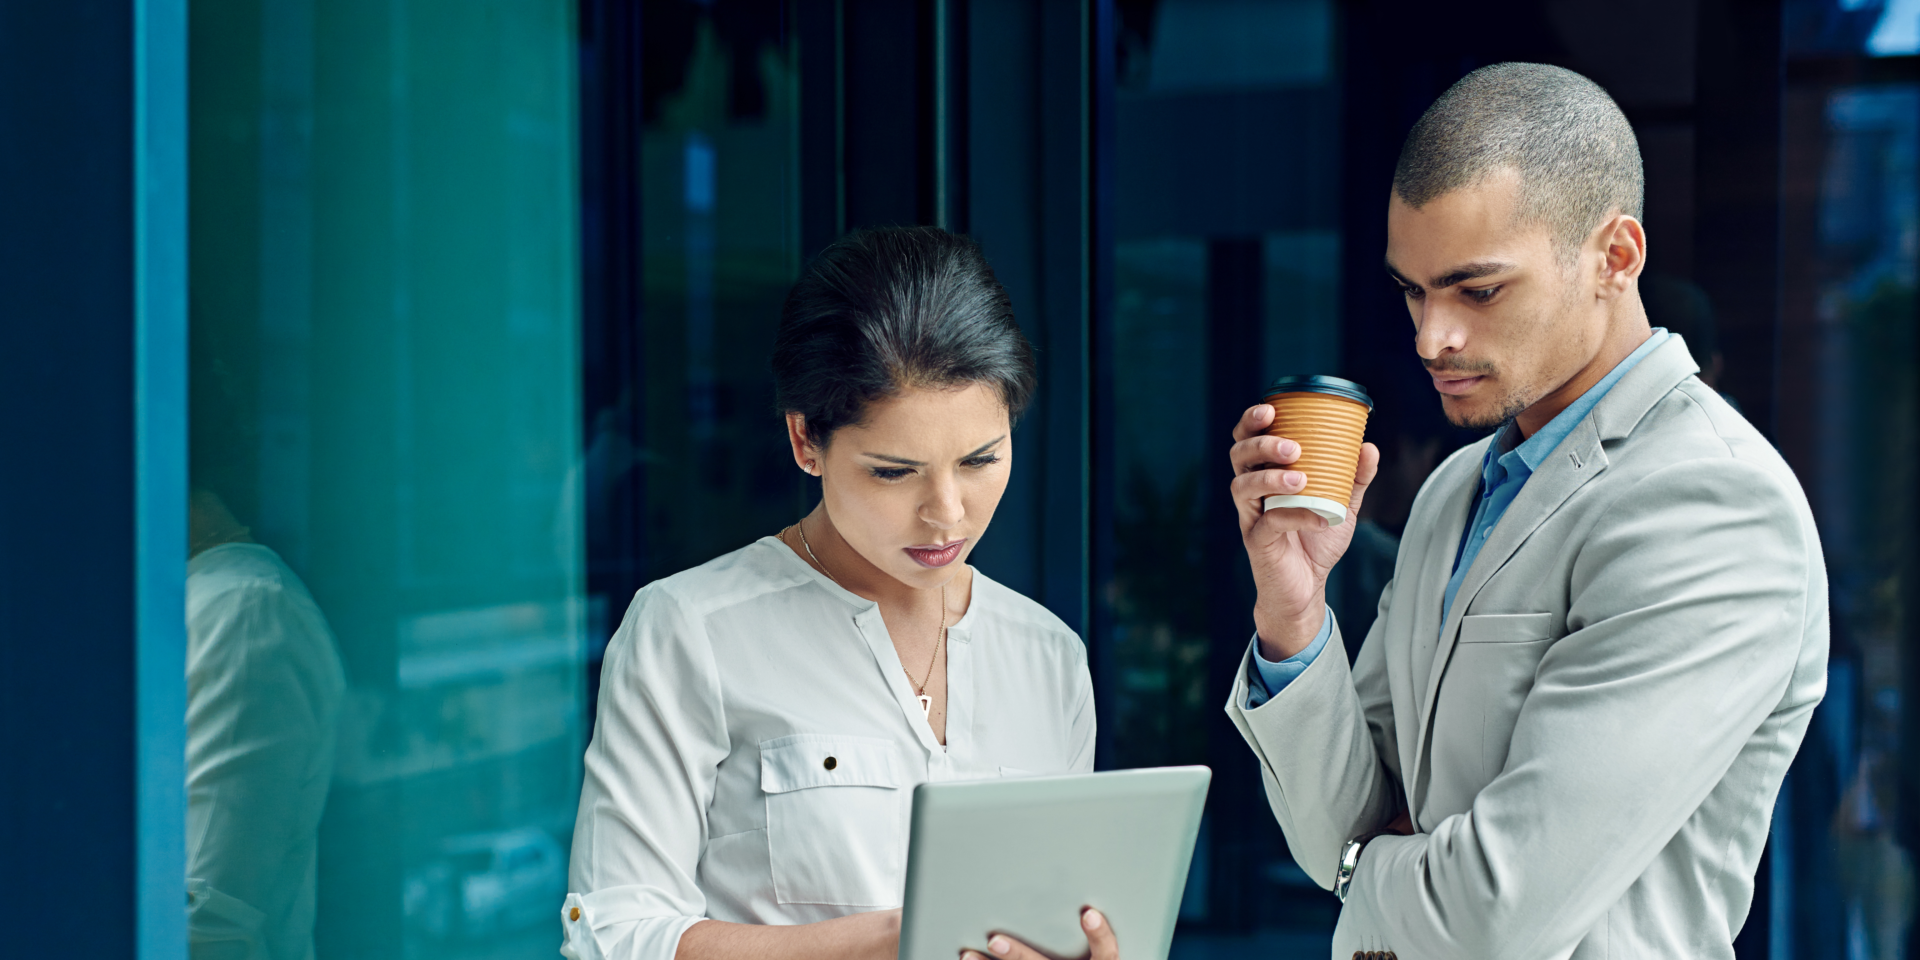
[1247,329,1671,707]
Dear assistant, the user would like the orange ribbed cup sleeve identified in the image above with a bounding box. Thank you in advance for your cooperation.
[1262,391,1370,506]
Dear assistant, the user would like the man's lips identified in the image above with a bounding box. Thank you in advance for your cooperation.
[904,540,966,568]
[1430,373,1485,396]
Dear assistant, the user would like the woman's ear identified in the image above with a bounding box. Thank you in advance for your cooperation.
[785,412,821,475]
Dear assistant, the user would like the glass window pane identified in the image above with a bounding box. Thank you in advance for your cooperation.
[187,1,582,957]
[1779,78,1920,959]
[1106,0,1349,947]
[634,0,805,584]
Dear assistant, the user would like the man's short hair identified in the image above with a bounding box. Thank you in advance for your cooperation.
[1393,63,1644,262]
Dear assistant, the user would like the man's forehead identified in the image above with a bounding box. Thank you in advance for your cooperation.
[1386,181,1550,287]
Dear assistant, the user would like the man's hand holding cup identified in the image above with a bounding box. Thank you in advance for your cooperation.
[1230,397,1379,663]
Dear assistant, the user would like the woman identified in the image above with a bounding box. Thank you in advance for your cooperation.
[561,227,1117,960]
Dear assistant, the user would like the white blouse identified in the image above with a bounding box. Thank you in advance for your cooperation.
[561,537,1096,960]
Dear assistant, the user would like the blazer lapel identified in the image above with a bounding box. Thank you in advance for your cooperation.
[1404,450,1480,720]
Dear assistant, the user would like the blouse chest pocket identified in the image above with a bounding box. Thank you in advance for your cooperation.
[760,734,905,908]
[1431,613,1556,792]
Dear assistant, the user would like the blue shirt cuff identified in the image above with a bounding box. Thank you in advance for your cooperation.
[1245,609,1334,708]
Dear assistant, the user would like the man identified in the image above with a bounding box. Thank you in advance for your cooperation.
[1224,63,1827,959]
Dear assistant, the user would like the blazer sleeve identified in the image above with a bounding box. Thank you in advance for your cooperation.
[563,584,729,960]
[1222,576,1406,888]
[1342,456,1821,960]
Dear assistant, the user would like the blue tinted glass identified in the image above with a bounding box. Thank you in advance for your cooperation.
[188,1,583,956]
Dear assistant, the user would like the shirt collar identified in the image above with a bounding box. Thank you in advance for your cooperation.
[1503,328,1670,474]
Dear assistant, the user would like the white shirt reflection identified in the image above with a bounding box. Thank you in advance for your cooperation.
[186,542,346,960]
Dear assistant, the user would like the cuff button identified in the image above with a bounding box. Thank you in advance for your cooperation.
[570,907,581,921]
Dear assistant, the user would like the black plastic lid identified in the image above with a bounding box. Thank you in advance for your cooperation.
[1260,374,1373,410]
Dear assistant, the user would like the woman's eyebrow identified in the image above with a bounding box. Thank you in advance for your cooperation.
[962,435,1007,459]
[861,434,1007,467]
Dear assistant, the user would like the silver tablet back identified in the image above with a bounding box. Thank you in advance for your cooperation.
[898,766,1210,960]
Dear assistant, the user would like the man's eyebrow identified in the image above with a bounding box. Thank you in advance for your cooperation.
[1382,258,1517,290]
[861,434,1007,467]
[1428,260,1517,290]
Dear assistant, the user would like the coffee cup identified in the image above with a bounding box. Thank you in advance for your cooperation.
[1259,375,1373,526]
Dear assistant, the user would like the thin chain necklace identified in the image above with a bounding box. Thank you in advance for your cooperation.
[797,517,946,719]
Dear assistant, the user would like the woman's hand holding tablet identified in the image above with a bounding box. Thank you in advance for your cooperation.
[963,907,1120,960]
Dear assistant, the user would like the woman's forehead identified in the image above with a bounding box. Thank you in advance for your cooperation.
[837,384,1010,454]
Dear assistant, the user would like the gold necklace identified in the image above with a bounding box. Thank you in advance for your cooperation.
[796,517,947,718]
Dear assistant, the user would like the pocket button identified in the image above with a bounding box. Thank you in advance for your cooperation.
[823,756,837,771]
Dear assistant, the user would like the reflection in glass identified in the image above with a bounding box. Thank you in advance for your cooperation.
[187,491,346,960]
[189,1,584,957]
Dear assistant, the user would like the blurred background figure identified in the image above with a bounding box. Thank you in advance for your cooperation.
[1642,274,1722,386]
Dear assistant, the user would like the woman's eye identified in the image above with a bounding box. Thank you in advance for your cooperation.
[870,467,912,480]
[962,455,1001,469]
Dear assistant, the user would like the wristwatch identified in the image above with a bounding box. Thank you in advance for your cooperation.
[1333,836,1365,903]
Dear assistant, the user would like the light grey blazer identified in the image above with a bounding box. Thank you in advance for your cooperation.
[1225,336,1828,959]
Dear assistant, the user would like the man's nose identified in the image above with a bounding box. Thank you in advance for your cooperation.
[1413,303,1468,361]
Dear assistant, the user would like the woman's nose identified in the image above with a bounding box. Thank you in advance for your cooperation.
[920,476,965,528]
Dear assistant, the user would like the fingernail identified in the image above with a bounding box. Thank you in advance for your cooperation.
[1083,909,1105,931]
[990,936,1012,955]
[1282,441,1298,458]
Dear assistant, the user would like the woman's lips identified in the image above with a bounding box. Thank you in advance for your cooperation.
[904,540,966,568]
[1431,373,1485,396]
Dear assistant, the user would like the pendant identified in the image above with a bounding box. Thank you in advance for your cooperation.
[918,694,932,718]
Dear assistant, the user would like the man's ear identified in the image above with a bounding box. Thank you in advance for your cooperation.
[1594,213,1648,300]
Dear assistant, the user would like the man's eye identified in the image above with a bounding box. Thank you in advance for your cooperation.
[870,467,912,480]
[1398,284,1424,300]
[1464,286,1500,304]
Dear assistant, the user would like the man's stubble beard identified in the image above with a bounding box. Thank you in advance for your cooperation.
[1442,382,1535,430]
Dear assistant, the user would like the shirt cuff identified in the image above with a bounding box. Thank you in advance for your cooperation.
[561,892,704,960]
[1245,608,1334,708]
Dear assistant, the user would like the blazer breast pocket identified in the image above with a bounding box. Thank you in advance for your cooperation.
[1433,613,1556,793]
[760,734,905,908]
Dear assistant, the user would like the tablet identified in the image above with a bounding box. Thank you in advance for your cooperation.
[898,766,1211,960]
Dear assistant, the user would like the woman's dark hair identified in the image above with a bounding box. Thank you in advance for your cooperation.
[773,226,1035,445]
